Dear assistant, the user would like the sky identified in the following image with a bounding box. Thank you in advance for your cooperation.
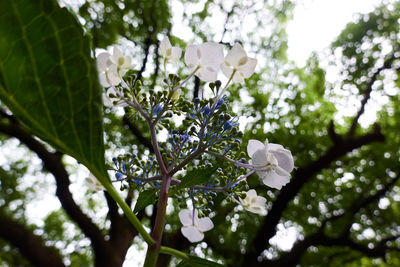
[287,0,382,66]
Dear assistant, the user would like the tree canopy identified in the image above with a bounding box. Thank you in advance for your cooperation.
[0,0,399,266]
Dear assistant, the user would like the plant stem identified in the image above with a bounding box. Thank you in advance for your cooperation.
[94,172,155,246]
[143,174,172,266]
[143,116,171,266]
[160,246,189,260]
[148,121,168,175]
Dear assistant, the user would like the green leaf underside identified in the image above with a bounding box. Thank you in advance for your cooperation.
[0,0,106,178]
[177,255,225,267]
[177,167,218,189]
[134,189,158,213]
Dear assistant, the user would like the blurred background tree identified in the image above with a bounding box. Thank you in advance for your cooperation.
[0,0,399,266]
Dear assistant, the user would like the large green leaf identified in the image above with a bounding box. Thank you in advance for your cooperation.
[0,0,106,179]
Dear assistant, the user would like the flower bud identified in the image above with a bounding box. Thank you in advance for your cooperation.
[171,89,181,101]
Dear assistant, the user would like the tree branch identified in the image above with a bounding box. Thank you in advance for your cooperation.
[136,28,154,81]
[347,52,397,137]
[0,116,116,266]
[0,211,65,267]
[122,113,153,151]
[244,126,385,265]
[193,76,200,100]
[264,232,399,267]
[265,172,400,267]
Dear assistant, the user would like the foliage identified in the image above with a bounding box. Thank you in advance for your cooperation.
[0,0,399,266]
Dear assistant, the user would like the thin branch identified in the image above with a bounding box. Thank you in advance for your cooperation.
[0,211,65,267]
[122,113,153,151]
[193,76,200,100]
[262,172,400,267]
[264,231,399,267]
[347,52,397,136]
[136,34,153,81]
[219,4,236,43]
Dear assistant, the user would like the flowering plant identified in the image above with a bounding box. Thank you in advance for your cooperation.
[94,36,294,266]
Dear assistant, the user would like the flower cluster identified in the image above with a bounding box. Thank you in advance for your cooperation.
[96,36,294,244]
[160,37,257,84]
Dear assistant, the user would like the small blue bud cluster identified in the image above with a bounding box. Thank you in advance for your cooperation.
[109,153,159,190]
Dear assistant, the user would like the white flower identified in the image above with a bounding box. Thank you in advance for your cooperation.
[159,36,182,63]
[179,209,214,243]
[85,173,104,191]
[239,189,267,215]
[184,42,224,82]
[97,47,133,87]
[221,43,257,83]
[247,139,294,190]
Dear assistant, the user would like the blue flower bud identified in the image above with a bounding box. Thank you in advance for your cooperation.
[115,172,123,181]
[216,98,224,109]
[223,121,233,131]
[202,106,211,116]
[153,104,163,116]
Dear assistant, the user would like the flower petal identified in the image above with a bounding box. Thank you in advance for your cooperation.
[221,62,233,79]
[255,195,267,206]
[112,47,123,62]
[252,148,269,166]
[106,66,121,86]
[99,72,110,87]
[160,37,172,56]
[181,226,204,243]
[247,139,264,157]
[246,189,257,198]
[271,149,294,173]
[199,42,224,70]
[184,45,200,69]
[261,171,290,190]
[232,72,245,83]
[196,217,214,232]
[197,67,218,82]
[121,56,132,69]
[237,57,257,78]
[268,143,283,151]
[97,52,111,71]
[225,43,247,67]
[178,209,193,226]
[246,205,267,215]
[169,47,182,62]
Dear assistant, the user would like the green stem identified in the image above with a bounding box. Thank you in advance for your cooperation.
[99,176,155,246]
[160,246,189,260]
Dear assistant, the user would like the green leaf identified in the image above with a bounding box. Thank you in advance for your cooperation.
[0,0,106,179]
[134,189,158,213]
[177,255,225,267]
[177,166,217,189]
